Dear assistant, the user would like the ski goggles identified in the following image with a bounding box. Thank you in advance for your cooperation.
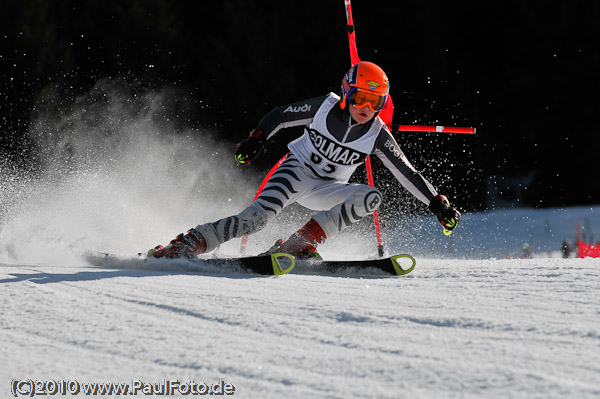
[348,88,387,112]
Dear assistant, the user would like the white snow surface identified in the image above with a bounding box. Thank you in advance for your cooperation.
[1,85,599,398]
[1,256,599,398]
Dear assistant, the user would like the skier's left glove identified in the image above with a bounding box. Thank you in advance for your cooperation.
[429,194,461,232]
[235,129,265,165]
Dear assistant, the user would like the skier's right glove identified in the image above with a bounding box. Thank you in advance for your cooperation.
[235,129,265,165]
[429,194,461,233]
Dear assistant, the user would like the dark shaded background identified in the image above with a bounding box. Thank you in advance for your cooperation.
[1,0,599,212]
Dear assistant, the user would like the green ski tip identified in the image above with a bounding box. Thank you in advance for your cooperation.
[390,254,416,275]
[270,252,296,275]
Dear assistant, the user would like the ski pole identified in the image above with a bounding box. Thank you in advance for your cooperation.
[345,0,387,257]
[240,152,289,253]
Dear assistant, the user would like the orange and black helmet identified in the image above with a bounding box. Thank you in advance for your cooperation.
[340,61,389,112]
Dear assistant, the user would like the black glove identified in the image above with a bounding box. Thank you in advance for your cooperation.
[235,129,265,165]
[429,194,461,232]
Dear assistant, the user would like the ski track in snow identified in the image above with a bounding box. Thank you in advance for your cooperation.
[1,257,599,399]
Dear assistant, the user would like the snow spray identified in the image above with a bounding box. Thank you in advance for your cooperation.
[0,78,258,265]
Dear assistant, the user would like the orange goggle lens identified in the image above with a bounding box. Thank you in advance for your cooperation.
[349,89,386,112]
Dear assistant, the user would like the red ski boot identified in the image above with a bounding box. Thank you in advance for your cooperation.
[150,228,207,259]
[278,219,327,259]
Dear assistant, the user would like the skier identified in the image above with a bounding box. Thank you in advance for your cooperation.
[561,239,573,258]
[151,61,461,259]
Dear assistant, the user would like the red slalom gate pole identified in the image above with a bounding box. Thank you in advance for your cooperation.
[364,156,385,257]
[240,152,289,253]
[345,0,386,257]
[395,125,476,134]
[344,0,360,65]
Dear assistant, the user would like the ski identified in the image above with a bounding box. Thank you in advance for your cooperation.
[301,254,416,276]
[194,252,296,275]
[232,252,295,275]
[85,251,414,276]
[85,251,296,276]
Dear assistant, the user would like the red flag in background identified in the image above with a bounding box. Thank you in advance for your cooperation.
[576,223,600,258]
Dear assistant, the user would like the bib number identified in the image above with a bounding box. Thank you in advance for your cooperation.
[311,153,337,175]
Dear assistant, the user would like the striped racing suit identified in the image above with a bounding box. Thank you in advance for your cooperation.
[194,93,439,253]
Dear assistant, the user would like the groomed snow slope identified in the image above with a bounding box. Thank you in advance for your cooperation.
[1,256,598,399]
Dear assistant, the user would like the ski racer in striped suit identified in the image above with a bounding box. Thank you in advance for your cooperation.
[152,61,461,259]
